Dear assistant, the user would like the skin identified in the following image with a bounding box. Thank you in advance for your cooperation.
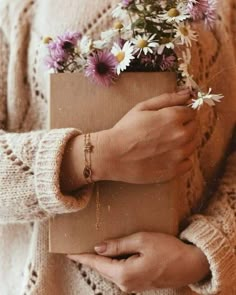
[60,89,198,190]
[61,89,210,291]
[68,232,210,293]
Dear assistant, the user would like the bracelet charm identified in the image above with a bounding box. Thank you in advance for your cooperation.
[83,133,94,184]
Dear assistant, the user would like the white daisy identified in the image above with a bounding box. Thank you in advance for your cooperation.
[78,36,93,55]
[132,34,159,57]
[93,39,109,50]
[175,24,198,47]
[100,23,132,44]
[178,48,198,88]
[178,48,192,78]
[157,39,175,55]
[190,88,224,110]
[112,3,128,21]
[185,75,199,89]
[159,3,190,24]
[111,41,135,75]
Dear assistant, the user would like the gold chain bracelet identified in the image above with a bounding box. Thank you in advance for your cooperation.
[83,133,101,230]
[83,133,94,184]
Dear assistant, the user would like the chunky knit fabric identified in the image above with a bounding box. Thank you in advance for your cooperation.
[0,0,236,294]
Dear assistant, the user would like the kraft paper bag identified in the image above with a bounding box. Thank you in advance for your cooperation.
[48,72,188,254]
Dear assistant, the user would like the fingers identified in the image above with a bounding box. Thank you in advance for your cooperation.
[94,233,145,257]
[174,106,197,124]
[173,120,199,147]
[175,138,198,162]
[158,105,196,126]
[67,253,139,288]
[68,254,120,279]
[138,89,190,111]
[175,158,193,176]
[163,158,193,181]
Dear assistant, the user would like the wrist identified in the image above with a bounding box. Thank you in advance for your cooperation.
[60,129,116,193]
[90,129,116,182]
[186,244,211,284]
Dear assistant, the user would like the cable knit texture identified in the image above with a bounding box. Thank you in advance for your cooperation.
[0,0,235,294]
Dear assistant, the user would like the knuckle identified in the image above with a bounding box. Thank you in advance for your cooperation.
[135,232,149,244]
[170,109,181,122]
[113,239,121,255]
[135,101,145,110]
[172,127,185,142]
[176,149,186,161]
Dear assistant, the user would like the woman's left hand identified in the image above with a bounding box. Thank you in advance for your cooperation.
[68,232,210,293]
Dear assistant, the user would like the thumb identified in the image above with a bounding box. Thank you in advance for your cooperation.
[139,88,190,111]
[94,233,144,257]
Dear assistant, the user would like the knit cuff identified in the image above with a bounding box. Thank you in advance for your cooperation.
[180,217,236,295]
[35,128,92,215]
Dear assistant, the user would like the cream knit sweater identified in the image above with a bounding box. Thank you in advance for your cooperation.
[0,0,236,294]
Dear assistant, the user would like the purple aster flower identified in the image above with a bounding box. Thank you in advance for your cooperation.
[187,0,208,20]
[48,40,68,60]
[204,0,218,29]
[122,0,133,7]
[45,31,82,71]
[160,55,176,71]
[45,55,62,71]
[58,32,82,49]
[85,50,118,87]
[187,0,217,29]
[45,41,67,71]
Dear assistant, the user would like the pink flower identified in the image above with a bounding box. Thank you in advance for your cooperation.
[204,0,218,29]
[160,55,176,71]
[58,31,82,46]
[45,31,82,71]
[122,0,133,7]
[187,0,217,29]
[85,50,118,87]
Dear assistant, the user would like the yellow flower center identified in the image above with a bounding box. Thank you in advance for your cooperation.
[43,36,52,44]
[167,8,180,17]
[113,21,124,30]
[116,52,125,63]
[137,39,148,49]
[179,26,189,36]
[161,37,171,44]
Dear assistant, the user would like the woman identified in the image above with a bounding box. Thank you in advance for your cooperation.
[0,0,235,294]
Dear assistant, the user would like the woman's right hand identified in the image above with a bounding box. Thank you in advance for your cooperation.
[60,89,198,192]
[100,89,198,184]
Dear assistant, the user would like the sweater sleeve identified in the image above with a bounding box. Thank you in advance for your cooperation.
[0,7,91,224]
[180,148,236,294]
[0,128,92,223]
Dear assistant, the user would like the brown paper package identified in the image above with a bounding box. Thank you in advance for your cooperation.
[48,72,188,254]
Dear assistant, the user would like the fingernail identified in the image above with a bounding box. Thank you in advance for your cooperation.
[94,243,107,253]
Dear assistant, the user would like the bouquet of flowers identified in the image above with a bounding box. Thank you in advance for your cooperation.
[44,0,223,109]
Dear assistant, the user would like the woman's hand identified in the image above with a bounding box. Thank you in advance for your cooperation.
[102,89,198,184]
[68,232,210,293]
[60,89,198,191]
